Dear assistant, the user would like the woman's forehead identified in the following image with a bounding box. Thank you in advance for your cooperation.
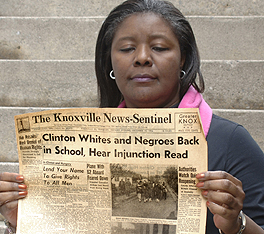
[113,13,175,39]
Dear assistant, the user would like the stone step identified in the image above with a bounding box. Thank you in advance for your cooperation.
[0,107,263,163]
[0,60,263,109]
[0,17,103,60]
[201,60,264,110]
[0,60,98,107]
[0,162,19,173]
[1,0,263,16]
[1,16,264,60]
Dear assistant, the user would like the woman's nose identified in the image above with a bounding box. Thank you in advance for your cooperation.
[133,45,153,67]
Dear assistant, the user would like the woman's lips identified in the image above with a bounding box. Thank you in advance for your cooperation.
[131,74,156,82]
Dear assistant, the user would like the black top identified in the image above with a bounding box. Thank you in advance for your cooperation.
[206,114,264,233]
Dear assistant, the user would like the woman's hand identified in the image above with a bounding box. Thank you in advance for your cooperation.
[196,171,245,234]
[0,172,27,230]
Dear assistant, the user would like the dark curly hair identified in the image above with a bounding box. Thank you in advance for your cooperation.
[95,0,204,107]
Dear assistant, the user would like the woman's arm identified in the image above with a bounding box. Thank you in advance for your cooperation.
[0,172,28,232]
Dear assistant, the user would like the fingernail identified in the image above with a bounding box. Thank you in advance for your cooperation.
[202,190,208,197]
[206,201,210,207]
[196,173,205,179]
[18,184,27,190]
[19,191,28,197]
[196,182,204,188]
[16,175,24,182]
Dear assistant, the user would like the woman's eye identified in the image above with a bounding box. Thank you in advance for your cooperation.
[152,47,169,52]
[120,47,135,52]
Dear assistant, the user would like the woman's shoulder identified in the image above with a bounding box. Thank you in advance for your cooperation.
[208,113,264,172]
[207,114,258,145]
[209,114,241,132]
[207,114,244,145]
[207,114,264,170]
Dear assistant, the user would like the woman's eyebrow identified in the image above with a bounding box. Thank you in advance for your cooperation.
[115,36,135,42]
[116,34,170,42]
[149,34,170,40]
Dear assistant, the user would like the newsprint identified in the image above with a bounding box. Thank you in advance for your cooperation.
[15,108,207,234]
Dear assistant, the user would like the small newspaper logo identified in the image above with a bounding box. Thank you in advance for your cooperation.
[175,113,200,133]
[17,117,30,133]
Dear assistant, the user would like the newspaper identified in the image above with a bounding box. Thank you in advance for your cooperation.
[15,108,207,234]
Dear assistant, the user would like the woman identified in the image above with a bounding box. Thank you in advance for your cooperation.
[1,0,264,233]
[96,0,264,233]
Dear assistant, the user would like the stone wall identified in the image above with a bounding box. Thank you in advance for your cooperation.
[0,0,263,232]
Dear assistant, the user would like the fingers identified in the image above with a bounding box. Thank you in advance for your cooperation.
[197,171,242,187]
[0,191,27,207]
[196,171,245,216]
[0,172,27,230]
[196,171,245,208]
[202,189,242,211]
[0,181,26,192]
[0,172,26,192]
[196,171,244,198]
[0,172,24,183]
[0,172,27,207]
[196,171,245,233]
[206,199,237,216]
[197,179,242,199]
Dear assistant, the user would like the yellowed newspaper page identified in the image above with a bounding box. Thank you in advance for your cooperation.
[15,108,207,234]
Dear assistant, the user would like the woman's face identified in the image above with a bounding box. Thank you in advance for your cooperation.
[111,13,185,108]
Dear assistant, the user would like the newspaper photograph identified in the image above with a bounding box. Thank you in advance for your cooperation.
[15,108,208,234]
